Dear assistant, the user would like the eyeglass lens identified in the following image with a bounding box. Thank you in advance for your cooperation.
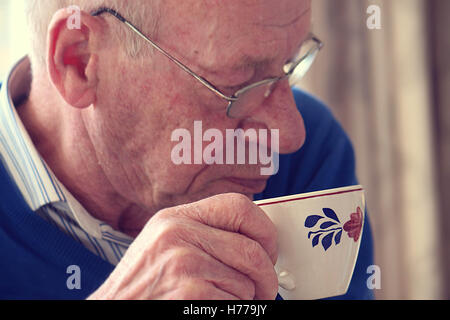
[227,39,320,118]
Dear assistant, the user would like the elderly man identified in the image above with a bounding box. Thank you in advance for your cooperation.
[0,0,374,299]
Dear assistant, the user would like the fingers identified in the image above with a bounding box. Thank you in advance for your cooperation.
[161,247,256,300]
[153,218,278,300]
[159,279,240,300]
[187,223,279,300]
[171,193,278,265]
[105,193,280,300]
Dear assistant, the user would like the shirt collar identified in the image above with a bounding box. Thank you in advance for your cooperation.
[0,56,133,244]
[0,56,64,210]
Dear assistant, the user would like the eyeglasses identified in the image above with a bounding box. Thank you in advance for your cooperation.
[91,7,323,118]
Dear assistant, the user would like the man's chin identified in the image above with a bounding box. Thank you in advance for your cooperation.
[188,179,266,204]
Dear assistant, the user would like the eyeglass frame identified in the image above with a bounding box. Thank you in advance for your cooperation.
[91,7,323,118]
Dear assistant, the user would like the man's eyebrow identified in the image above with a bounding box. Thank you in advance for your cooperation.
[202,55,271,82]
[230,55,273,72]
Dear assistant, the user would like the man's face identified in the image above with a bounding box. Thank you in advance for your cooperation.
[83,0,311,222]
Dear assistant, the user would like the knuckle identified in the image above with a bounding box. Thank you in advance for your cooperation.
[214,272,256,300]
[152,207,172,222]
[241,240,278,300]
[229,192,253,208]
[259,215,277,246]
[240,280,256,300]
[242,239,268,270]
[153,228,179,252]
[253,266,278,300]
[266,269,279,299]
[267,217,278,241]
[166,248,198,277]
[135,215,183,257]
[152,205,190,226]
[174,279,212,300]
[158,222,179,239]
[229,193,255,218]
[154,218,187,246]
[263,218,279,262]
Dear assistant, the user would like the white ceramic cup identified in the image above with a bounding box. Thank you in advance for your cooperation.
[255,185,365,300]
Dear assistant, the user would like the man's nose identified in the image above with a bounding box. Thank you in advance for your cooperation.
[242,80,306,155]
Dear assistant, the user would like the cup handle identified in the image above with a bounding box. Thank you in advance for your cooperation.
[278,270,296,291]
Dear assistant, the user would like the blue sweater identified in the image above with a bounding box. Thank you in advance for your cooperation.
[0,89,374,299]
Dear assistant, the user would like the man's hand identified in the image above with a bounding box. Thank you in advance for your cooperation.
[88,193,278,300]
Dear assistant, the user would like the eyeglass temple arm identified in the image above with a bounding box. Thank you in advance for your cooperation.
[284,34,323,77]
[91,7,236,101]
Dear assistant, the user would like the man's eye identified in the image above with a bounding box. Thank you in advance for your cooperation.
[221,83,248,95]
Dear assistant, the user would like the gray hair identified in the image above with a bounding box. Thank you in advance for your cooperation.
[25,0,160,73]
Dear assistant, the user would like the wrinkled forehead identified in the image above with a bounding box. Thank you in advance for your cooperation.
[159,0,311,74]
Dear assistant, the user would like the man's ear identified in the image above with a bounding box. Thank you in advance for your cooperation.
[47,8,104,109]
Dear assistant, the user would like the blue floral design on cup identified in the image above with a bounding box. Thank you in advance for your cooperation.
[304,208,343,251]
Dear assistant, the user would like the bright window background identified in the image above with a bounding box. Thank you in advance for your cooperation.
[0,0,29,78]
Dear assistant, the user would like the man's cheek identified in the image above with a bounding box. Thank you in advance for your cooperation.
[150,153,202,194]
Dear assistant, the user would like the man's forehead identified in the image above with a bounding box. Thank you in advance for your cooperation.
[197,0,311,32]
[161,0,310,29]
[160,0,311,76]
[242,0,311,27]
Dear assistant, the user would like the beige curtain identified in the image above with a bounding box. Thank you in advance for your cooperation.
[429,0,450,302]
[299,0,449,299]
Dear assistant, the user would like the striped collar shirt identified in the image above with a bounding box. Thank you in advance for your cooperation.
[0,57,133,265]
